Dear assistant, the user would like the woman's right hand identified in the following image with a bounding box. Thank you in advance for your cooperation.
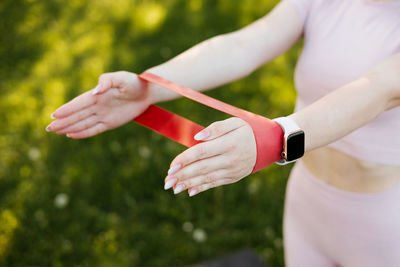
[46,71,153,138]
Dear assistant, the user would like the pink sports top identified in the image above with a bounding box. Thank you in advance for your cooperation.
[286,0,400,165]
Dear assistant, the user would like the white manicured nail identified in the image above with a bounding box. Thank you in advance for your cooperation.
[91,84,101,95]
[194,130,209,141]
[168,164,181,175]
[51,114,56,119]
[174,184,185,194]
[164,178,177,190]
[189,189,198,197]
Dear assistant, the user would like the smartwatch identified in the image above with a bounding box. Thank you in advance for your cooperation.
[272,117,305,165]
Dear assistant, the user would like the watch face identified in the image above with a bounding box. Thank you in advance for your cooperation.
[286,131,305,161]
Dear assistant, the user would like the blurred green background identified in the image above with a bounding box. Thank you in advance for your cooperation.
[0,0,301,266]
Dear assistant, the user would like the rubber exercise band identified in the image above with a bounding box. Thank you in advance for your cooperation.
[134,72,283,173]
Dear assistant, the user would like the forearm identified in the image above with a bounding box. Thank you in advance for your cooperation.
[145,1,303,104]
[146,33,264,103]
[289,77,396,152]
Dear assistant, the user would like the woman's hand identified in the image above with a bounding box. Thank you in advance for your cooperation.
[164,117,257,197]
[46,71,153,138]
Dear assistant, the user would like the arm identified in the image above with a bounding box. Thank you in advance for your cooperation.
[290,53,400,152]
[167,53,400,196]
[145,0,303,103]
[47,1,303,138]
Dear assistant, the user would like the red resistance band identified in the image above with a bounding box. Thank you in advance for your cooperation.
[134,72,283,174]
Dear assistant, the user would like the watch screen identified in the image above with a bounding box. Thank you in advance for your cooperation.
[287,131,305,161]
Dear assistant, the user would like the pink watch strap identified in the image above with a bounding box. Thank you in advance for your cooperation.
[134,72,283,173]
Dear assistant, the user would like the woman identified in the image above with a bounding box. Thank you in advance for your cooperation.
[46,0,400,266]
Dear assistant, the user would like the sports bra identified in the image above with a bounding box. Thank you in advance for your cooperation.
[286,0,400,165]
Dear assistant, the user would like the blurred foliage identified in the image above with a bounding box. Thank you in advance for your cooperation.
[0,0,301,266]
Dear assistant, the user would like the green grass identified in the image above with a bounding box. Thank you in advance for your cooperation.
[0,0,301,266]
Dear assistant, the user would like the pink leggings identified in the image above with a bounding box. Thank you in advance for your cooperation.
[283,161,400,267]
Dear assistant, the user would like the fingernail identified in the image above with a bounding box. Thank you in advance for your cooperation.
[168,164,181,175]
[45,126,51,132]
[66,134,71,138]
[174,184,185,194]
[164,178,177,190]
[194,130,209,141]
[189,189,198,197]
[51,114,56,119]
[91,84,101,95]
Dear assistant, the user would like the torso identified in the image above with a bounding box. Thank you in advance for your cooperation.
[302,147,400,193]
[292,0,400,192]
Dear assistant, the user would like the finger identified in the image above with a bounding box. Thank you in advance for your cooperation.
[188,178,232,197]
[52,91,96,119]
[168,138,230,175]
[170,155,229,182]
[164,155,227,190]
[56,115,98,134]
[93,71,131,95]
[47,105,95,132]
[194,117,246,141]
[172,169,229,194]
[66,122,107,139]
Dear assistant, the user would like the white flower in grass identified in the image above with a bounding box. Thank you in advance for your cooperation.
[182,221,193,232]
[192,228,207,243]
[138,146,151,158]
[54,193,69,209]
[28,147,41,161]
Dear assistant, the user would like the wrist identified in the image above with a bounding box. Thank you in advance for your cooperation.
[142,68,176,105]
[145,82,162,105]
[272,116,305,165]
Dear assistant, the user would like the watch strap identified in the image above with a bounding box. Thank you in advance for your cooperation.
[273,117,303,165]
[272,117,301,136]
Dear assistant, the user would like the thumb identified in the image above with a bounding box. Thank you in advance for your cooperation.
[194,117,247,141]
[92,72,112,95]
[92,71,131,95]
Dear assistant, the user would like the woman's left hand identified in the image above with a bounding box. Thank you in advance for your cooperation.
[164,117,257,197]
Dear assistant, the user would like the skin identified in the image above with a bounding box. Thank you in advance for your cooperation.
[47,1,400,196]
